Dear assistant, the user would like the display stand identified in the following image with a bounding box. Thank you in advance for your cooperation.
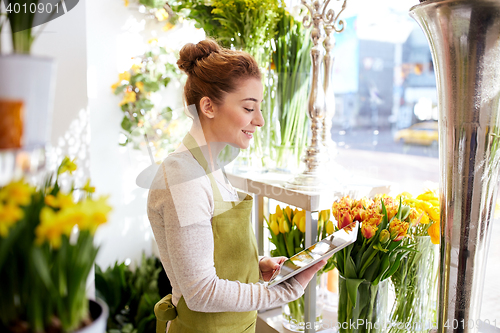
[226,171,390,333]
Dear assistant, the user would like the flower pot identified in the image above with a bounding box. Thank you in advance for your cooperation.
[389,236,438,333]
[0,55,56,149]
[75,299,109,333]
[338,276,389,333]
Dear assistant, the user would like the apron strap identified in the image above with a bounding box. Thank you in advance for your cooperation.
[182,132,225,203]
[154,294,177,333]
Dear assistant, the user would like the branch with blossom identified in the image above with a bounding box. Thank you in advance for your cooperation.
[111,42,190,160]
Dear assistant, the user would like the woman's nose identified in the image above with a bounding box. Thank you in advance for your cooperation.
[253,108,265,127]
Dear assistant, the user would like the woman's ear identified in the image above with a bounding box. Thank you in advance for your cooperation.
[199,97,215,119]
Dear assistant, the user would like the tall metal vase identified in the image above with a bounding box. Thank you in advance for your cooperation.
[410,1,500,332]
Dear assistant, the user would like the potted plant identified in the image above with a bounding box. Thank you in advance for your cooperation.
[0,156,112,332]
[0,0,60,149]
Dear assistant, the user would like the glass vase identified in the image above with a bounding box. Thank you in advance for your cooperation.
[272,144,302,174]
[282,285,324,332]
[389,236,439,333]
[338,276,389,333]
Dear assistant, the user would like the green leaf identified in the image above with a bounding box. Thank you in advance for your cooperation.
[382,251,409,281]
[373,255,390,285]
[114,85,127,95]
[121,117,132,132]
[345,257,357,279]
[363,256,380,282]
[31,247,53,291]
[345,278,364,309]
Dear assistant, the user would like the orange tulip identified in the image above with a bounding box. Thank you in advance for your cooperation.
[389,218,409,241]
[338,210,353,229]
[361,222,377,239]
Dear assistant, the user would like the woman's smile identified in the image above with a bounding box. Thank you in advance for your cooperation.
[242,129,254,139]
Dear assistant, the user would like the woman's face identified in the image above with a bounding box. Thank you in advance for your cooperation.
[212,78,264,149]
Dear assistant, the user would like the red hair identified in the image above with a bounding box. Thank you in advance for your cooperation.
[177,39,261,113]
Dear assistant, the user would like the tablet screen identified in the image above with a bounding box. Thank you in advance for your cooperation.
[267,221,359,287]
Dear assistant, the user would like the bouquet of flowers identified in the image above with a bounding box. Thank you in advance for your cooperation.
[171,0,282,66]
[331,195,416,333]
[0,157,112,332]
[266,204,334,328]
[389,191,440,333]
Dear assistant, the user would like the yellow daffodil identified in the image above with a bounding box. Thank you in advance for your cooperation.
[326,220,334,235]
[58,156,77,175]
[118,71,131,82]
[119,90,137,106]
[0,202,24,237]
[0,179,33,206]
[135,81,145,93]
[78,196,112,234]
[82,179,96,193]
[44,192,75,209]
[428,221,440,244]
[269,214,279,236]
[35,207,74,248]
[155,8,169,21]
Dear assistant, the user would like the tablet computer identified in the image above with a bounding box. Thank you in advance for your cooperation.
[266,221,359,288]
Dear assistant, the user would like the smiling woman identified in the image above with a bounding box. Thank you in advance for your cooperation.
[146,39,327,333]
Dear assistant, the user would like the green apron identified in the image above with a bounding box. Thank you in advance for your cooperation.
[155,133,260,333]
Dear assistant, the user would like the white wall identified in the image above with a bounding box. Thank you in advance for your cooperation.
[86,0,203,270]
[1,0,90,178]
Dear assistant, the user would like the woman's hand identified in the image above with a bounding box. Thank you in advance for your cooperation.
[294,258,329,289]
[259,256,287,282]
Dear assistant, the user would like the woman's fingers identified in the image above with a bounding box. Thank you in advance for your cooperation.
[294,259,327,289]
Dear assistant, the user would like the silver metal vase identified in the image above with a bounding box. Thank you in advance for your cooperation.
[410,0,500,332]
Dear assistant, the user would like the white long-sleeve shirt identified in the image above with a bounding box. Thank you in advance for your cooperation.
[147,144,304,313]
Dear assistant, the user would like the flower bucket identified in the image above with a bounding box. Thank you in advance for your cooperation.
[389,236,438,333]
[338,276,389,333]
[76,299,109,333]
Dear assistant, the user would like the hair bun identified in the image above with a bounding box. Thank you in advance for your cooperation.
[177,39,221,75]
